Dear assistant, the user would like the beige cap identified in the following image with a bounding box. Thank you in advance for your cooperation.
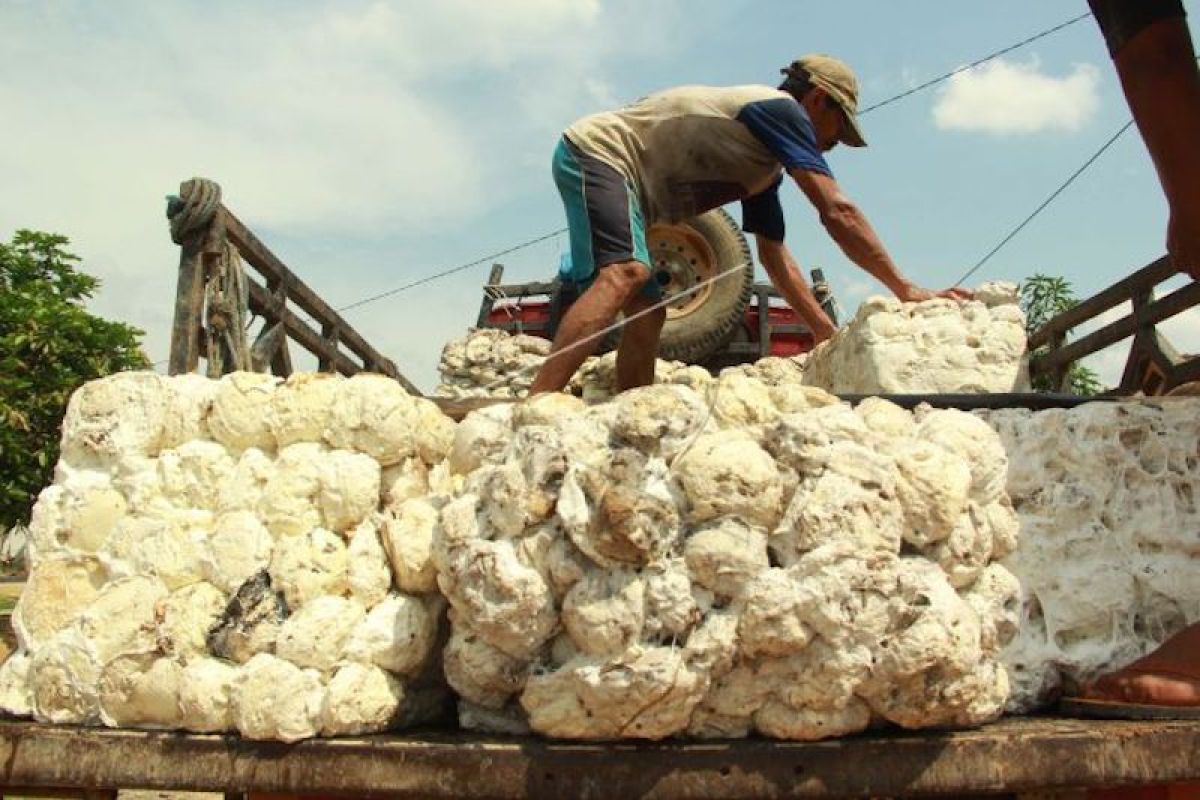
[782,54,867,147]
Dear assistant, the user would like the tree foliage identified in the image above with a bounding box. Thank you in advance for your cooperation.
[1019,273,1102,396]
[0,230,149,529]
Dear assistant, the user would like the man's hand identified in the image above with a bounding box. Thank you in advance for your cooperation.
[894,283,975,303]
[1168,209,1200,281]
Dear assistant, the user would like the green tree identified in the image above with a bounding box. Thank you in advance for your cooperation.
[0,230,148,529]
[1020,273,1102,396]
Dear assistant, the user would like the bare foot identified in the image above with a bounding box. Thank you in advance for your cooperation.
[1081,670,1200,706]
[1077,622,1200,707]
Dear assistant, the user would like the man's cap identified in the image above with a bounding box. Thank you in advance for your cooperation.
[782,54,867,147]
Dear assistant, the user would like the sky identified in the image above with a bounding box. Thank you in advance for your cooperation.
[3,0,1198,391]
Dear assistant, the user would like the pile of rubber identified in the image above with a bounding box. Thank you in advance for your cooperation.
[986,400,1200,711]
[435,329,713,401]
[436,375,1021,739]
[0,372,456,741]
[0,368,1023,742]
[436,329,551,399]
[801,282,1029,394]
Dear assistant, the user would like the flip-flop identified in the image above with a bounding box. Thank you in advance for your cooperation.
[1058,623,1200,720]
[1058,695,1200,720]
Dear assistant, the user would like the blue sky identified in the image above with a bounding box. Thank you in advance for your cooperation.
[3,1,1197,390]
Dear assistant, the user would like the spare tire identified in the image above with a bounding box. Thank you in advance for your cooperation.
[647,208,754,363]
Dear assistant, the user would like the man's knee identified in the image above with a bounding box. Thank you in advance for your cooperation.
[596,260,651,294]
[635,303,667,328]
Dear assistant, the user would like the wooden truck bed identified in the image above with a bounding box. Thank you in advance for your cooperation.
[0,717,1197,799]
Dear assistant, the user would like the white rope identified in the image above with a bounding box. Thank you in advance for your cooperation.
[485,284,517,321]
[167,177,222,245]
[204,242,253,378]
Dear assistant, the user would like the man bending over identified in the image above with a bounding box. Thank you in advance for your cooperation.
[529,54,971,395]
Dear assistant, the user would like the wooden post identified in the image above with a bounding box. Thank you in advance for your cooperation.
[478,263,505,327]
[168,218,224,375]
[318,322,340,373]
[1049,330,1070,392]
[757,286,771,359]
[267,275,293,377]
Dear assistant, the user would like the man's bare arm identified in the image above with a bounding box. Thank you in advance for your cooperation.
[755,236,837,343]
[788,167,972,302]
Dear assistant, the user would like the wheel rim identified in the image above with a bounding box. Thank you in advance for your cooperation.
[648,223,718,320]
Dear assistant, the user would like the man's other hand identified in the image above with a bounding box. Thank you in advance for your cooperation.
[1168,210,1200,280]
[894,283,974,303]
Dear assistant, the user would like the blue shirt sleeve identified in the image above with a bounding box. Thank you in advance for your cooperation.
[741,176,785,242]
[736,98,833,177]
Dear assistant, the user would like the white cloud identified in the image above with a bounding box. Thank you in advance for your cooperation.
[933,58,1100,136]
[0,0,645,385]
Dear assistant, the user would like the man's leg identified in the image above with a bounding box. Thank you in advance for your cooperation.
[529,260,651,394]
[1090,0,1200,277]
[615,291,667,391]
[1062,1,1200,717]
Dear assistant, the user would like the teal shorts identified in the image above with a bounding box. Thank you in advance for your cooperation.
[552,137,660,300]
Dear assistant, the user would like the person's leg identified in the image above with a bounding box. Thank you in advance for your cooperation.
[615,291,667,391]
[529,260,651,394]
[1061,2,1200,717]
[531,137,657,394]
[1090,0,1200,277]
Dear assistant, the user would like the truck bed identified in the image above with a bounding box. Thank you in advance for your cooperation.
[0,717,1197,798]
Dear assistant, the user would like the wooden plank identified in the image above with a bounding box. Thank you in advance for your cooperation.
[492,281,559,296]
[222,209,419,393]
[0,718,1198,798]
[246,282,362,377]
[1028,256,1176,349]
[1167,355,1200,389]
[1032,279,1200,373]
[490,321,551,333]
[0,789,116,799]
[245,281,421,393]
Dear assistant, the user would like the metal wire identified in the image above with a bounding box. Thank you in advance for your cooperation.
[151,11,1099,365]
[954,119,1136,287]
[860,12,1093,116]
[336,228,566,313]
[332,12,1095,315]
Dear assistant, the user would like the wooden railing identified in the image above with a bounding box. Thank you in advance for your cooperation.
[1028,255,1200,394]
[166,178,420,394]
